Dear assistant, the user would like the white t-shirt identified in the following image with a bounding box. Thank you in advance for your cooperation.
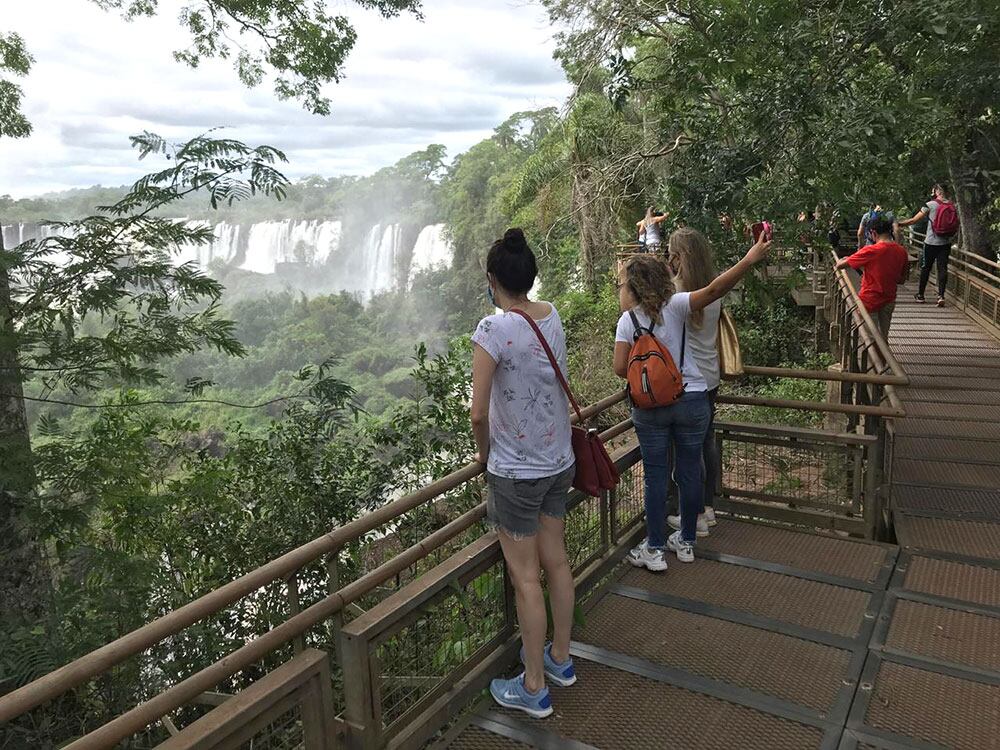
[687,299,722,390]
[472,305,574,480]
[615,292,709,392]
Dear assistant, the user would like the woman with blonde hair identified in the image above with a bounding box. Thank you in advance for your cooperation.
[614,234,771,566]
[666,228,723,539]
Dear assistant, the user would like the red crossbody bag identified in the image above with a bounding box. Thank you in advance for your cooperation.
[510,309,619,496]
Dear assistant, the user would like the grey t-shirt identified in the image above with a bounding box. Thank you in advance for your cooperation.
[923,200,949,246]
[472,305,574,480]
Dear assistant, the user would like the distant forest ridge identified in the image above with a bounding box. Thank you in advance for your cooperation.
[1,142,448,225]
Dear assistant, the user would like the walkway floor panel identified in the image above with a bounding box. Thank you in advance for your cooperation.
[576,592,854,712]
[852,659,1000,750]
[895,388,1000,405]
[697,520,892,585]
[899,554,1000,609]
[892,436,1000,463]
[883,597,1000,673]
[621,562,873,638]
[893,417,1000,440]
[496,659,831,750]
[893,459,1000,490]
[892,484,1000,518]
[894,515,1000,563]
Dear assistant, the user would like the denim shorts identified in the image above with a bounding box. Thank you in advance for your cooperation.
[486,465,575,540]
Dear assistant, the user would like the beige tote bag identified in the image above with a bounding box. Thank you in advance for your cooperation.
[718,308,744,377]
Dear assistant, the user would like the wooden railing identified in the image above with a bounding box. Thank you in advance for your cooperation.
[0,251,909,750]
[904,228,1000,338]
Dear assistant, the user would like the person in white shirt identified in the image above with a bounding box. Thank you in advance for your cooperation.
[471,228,576,718]
[613,235,771,567]
[666,228,723,538]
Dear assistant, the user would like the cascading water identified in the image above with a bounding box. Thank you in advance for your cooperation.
[2,218,451,302]
[408,223,451,285]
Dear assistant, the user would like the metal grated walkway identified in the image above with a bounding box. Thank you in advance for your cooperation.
[436,293,1000,750]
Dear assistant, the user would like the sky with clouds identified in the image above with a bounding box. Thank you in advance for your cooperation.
[1,0,571,198]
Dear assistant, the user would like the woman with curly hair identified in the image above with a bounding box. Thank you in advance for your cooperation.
[614,233,771,567]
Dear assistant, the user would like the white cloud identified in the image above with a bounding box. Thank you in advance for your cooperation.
[0,0,569,197]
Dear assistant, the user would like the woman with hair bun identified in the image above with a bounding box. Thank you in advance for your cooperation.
[471,228,577,718]
[614,233,771,568]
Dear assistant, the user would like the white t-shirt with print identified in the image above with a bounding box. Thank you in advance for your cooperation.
[472,305,574,480]
[614,292,709,392]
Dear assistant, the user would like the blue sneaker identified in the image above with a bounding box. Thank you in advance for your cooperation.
[520,643,577,687]
[489,673,553,718]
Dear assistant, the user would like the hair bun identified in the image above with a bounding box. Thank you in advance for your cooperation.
[502,227,528,253]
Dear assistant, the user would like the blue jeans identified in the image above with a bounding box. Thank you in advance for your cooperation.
[633,391,711,546]
[702,388,720,512]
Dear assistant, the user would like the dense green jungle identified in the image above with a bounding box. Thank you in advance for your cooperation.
[3,1,1000,746]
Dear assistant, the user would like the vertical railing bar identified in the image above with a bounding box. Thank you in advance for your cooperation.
[287,573,306,654]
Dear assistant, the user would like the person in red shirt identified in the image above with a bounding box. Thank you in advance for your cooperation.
[835,212,910,339]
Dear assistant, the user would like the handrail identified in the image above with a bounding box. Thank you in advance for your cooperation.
[0,398,626,724]
[53,415,638,750]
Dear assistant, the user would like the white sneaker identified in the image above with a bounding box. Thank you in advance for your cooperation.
[667,531,695,563]
[667,514,710,538]
[703,507,718,526]
[628,540,669,572]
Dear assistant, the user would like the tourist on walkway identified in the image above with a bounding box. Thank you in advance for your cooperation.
[471,228,577,719]
[857,203,900,248]
[898,184,960,306]
[614,234,772,568]
[665,228,723,540]
[637,206,669,254]
[835,212,909,339]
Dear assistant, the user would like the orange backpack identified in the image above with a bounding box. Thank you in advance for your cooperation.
[626,311,685,409]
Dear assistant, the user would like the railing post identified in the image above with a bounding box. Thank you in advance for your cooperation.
[327,550,345,667]
[286,573,306,654]
[301,652,340,750]
[341,628,380,750]
[864,416,885,541]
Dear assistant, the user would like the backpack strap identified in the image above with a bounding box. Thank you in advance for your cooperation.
[509,308,584,423]
[628,309,654,342]
[680,321,686,370]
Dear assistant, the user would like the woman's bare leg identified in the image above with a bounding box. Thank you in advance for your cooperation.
[498,531,546,693]
[537,514,574,664]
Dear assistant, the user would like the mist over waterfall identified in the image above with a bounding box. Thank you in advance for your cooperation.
[2,219,453,302]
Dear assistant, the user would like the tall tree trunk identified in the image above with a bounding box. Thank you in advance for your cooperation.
[0,230,50,641]
[948,151,994,258]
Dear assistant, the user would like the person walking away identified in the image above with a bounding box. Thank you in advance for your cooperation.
[472,228,577,719]
[665,228,723,539]
[857,203,900,248]
[898,183,960,306]
[637,206,669,254]
[614,234,772,567]
[835,213,909,339]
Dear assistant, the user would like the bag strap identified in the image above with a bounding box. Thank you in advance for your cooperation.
[680,320,686,369]
[628,309,653,342]
[509,308,584,422]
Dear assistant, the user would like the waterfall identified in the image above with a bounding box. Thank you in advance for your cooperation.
[408,224,452,284]
[2,218,450,302]
[355,223,401,299]
[238,220,343,274]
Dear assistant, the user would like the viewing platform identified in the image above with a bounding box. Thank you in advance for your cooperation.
[2,237,999,750]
